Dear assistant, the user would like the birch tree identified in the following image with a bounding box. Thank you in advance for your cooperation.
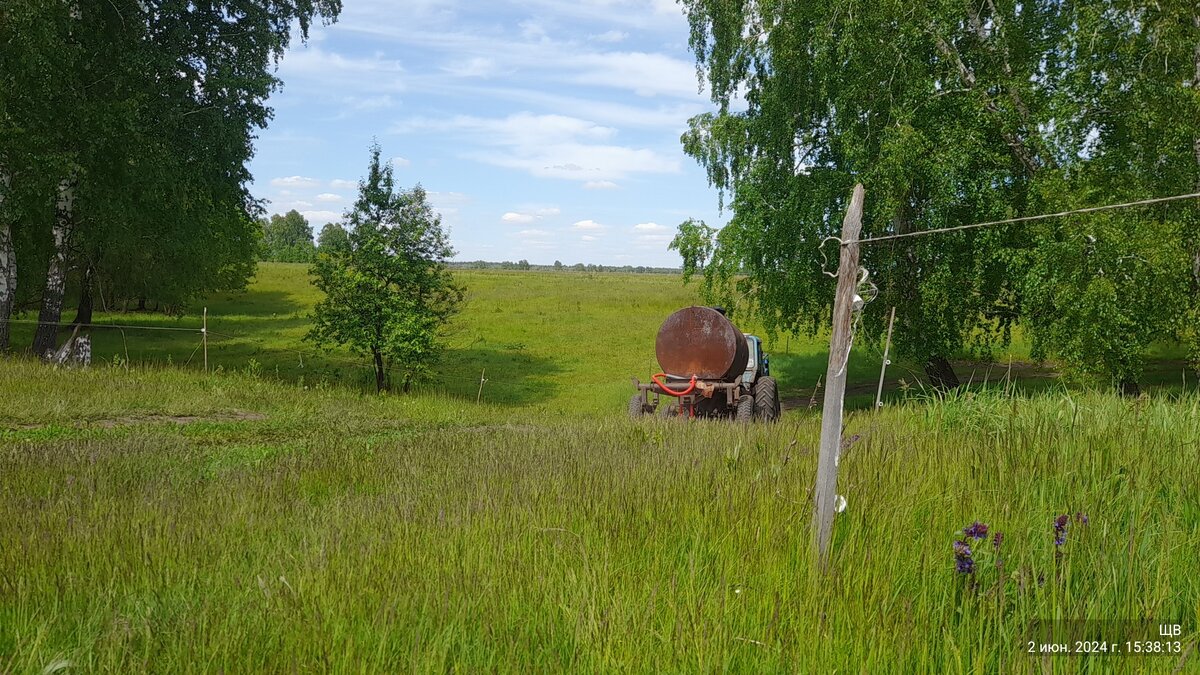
[3,0,341,355]
[31,175,76,356]
[680,0,1200,391]
[0,167,13,352]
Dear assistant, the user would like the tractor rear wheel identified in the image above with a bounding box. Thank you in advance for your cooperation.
[628,394,649,419]
[754,376,781,422]
[734,394,755,423]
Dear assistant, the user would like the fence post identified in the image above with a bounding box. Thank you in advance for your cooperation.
[476,368,487,403]
[812,183,865,568]
[202,307,208,374]
[875,306,896,411]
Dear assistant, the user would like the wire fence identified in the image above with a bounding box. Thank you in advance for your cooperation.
[0,314,514,396]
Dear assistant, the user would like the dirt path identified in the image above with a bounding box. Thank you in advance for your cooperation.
[10,411,266,431]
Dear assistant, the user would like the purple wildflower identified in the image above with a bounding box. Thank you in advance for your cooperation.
[1053,514,1069,547]
[993,531,1003,550]
[1075,512,1088,525]
[963,521,989,540]
[953,540,975,574]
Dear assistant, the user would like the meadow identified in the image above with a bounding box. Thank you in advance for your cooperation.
[1,265,1198,672]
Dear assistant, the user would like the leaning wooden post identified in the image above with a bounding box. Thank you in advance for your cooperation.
[875,306,896,411]
[202,307,208,374]
[812,183,865,568]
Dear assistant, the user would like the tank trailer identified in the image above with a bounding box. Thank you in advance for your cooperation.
[630,306,781,422]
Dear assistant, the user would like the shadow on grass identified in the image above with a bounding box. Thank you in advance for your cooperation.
[190,289,306,319]
[773,350,1199,413]
[424,346,565,407]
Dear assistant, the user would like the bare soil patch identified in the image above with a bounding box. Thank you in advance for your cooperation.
[10,411,266,431]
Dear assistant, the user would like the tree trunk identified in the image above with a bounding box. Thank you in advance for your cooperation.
[72,266,94,327]
[372,348,387,393]
[0,168,14,352]
[924,356,961,391]
[1119,379,1141,398]
[402,374,411,394]
[32,175,76,358]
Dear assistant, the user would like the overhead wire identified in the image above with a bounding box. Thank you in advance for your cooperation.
[836,191,1200,247]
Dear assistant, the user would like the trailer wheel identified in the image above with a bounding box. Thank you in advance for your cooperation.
[659,402,680,419]
[734,394,755,423]
[754,376,781,422]
[628,394,649,419]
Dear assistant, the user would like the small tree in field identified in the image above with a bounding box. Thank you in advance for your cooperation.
[307,145,462,393]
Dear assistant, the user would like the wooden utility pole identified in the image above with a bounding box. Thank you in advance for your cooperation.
[812,183,865,567]
[875,307,896,411]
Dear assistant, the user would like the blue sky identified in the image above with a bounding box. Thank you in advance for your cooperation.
[249,0,729,267]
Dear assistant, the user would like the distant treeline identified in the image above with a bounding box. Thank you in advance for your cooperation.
[449,260,681,274]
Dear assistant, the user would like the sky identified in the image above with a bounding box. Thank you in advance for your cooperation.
[249,0,729,267]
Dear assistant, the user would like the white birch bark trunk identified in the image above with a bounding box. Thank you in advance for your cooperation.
[32,174,76,358]
[0,168,14,352]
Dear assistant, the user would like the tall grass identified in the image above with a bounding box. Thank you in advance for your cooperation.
[2,360,1197,672]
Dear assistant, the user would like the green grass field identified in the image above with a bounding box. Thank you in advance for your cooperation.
[1,265,1198,672]
[7,263,1194,413]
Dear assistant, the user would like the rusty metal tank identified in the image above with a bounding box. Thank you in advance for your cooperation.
[655,306,749,381]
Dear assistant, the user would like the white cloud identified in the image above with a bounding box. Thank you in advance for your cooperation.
[391,156,412,168]
[636,233,673,246]
[429,192,470,221]
[346,95,396,111]
[651,0,682,15]
[581,235,599,242]
[572,52,700,98]
[315,193,343,203]
[634,222,666,231]
[330,179,357,190]
[518,19,549,41]
[443,56,497,78]
[309,5,709,102]
[584,180,619,190]
[591,30,628,43]
[278,45,406,94]
[573,219,606,231]
[397,112,679,181]
[503,206,560,223]
[516,229,552,237]
[301,210,342,225]
[271,176,323,189]
[429,191,470,206]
